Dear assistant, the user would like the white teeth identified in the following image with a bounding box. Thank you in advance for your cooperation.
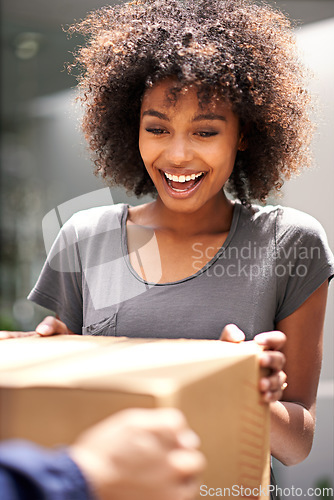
[164,172,204,183]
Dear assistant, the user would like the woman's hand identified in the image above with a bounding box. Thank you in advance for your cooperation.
[0,330,36,340]
[0,316,72,340]
[35,316,72,336]
[219,324,287,403]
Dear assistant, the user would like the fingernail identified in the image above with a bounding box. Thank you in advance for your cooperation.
[234,331,245,341]
[36,325,52,335]
[229,325,245,341]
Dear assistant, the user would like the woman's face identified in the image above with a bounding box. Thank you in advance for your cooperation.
[139,78,243,214]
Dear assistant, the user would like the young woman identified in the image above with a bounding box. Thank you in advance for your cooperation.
[23,0,334,471]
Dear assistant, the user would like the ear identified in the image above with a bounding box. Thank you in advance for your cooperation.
[238,132,248,151]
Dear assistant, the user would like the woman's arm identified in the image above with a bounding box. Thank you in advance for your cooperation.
[270,280,328,465]
[220,280,329,465]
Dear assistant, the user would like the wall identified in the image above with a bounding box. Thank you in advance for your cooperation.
[273,18,334,496]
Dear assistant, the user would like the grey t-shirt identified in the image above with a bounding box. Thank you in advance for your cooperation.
[28,202,334,340]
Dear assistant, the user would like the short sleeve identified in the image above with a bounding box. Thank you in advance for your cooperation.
[275,207,334,322]
[28,216,83,334]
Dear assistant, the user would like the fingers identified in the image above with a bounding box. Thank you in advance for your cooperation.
[138,409,191,440]
[176,429,201,449]
[0,316,70,340]
[259,370,287,402]
[117,408,200,451]
[119,408,187,434]
[169,450,206,500]
[0,330,36,340]
[168,449,206,500]
[253,330,286,351]
[71,408,206,500]
[219,328,287,403]
[219,324,245,343]
[259,350,286,402]
[91,408,198,450]
[255,332,287,403]
[35,316,69,336]
[259,350,286,372]
[220,327,286,350]
[168,448,207,477]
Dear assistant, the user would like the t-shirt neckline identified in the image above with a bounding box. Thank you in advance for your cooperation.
[120,202,242,286]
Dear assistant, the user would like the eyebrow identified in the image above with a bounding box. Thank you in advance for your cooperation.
[141,109,226,122]
[142,110,169,121]
[193,113,227,122]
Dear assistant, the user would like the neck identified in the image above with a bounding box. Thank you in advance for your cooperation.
[150,192,234,236]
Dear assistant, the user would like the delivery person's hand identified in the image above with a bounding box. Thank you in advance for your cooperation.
[219,324,287,403]
[69,408,206,500]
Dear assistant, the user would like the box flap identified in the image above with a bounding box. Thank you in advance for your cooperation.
[0,335,262,393]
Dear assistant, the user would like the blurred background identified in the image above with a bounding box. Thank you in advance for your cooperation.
[1,0,333,496]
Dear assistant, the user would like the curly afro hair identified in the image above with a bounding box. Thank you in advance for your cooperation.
[68,0,313,204]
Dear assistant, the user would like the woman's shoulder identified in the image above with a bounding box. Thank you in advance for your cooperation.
[245,203,327,236]
[274,205,328,242]
[62,203,128,237]
[241,204,331,258]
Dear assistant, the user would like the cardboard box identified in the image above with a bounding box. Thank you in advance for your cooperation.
[0,335,270,498]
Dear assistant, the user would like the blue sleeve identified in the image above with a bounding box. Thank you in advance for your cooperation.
[0,440,95,500]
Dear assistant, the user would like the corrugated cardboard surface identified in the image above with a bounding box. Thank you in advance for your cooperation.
[0,335,270,498]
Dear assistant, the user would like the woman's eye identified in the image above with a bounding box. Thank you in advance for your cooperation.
[196,131,218,138]
[145,128,168,135]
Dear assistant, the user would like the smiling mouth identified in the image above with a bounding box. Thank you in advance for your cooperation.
[162,171,205,192]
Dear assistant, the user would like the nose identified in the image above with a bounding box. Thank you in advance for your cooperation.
[164,134,194,165]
